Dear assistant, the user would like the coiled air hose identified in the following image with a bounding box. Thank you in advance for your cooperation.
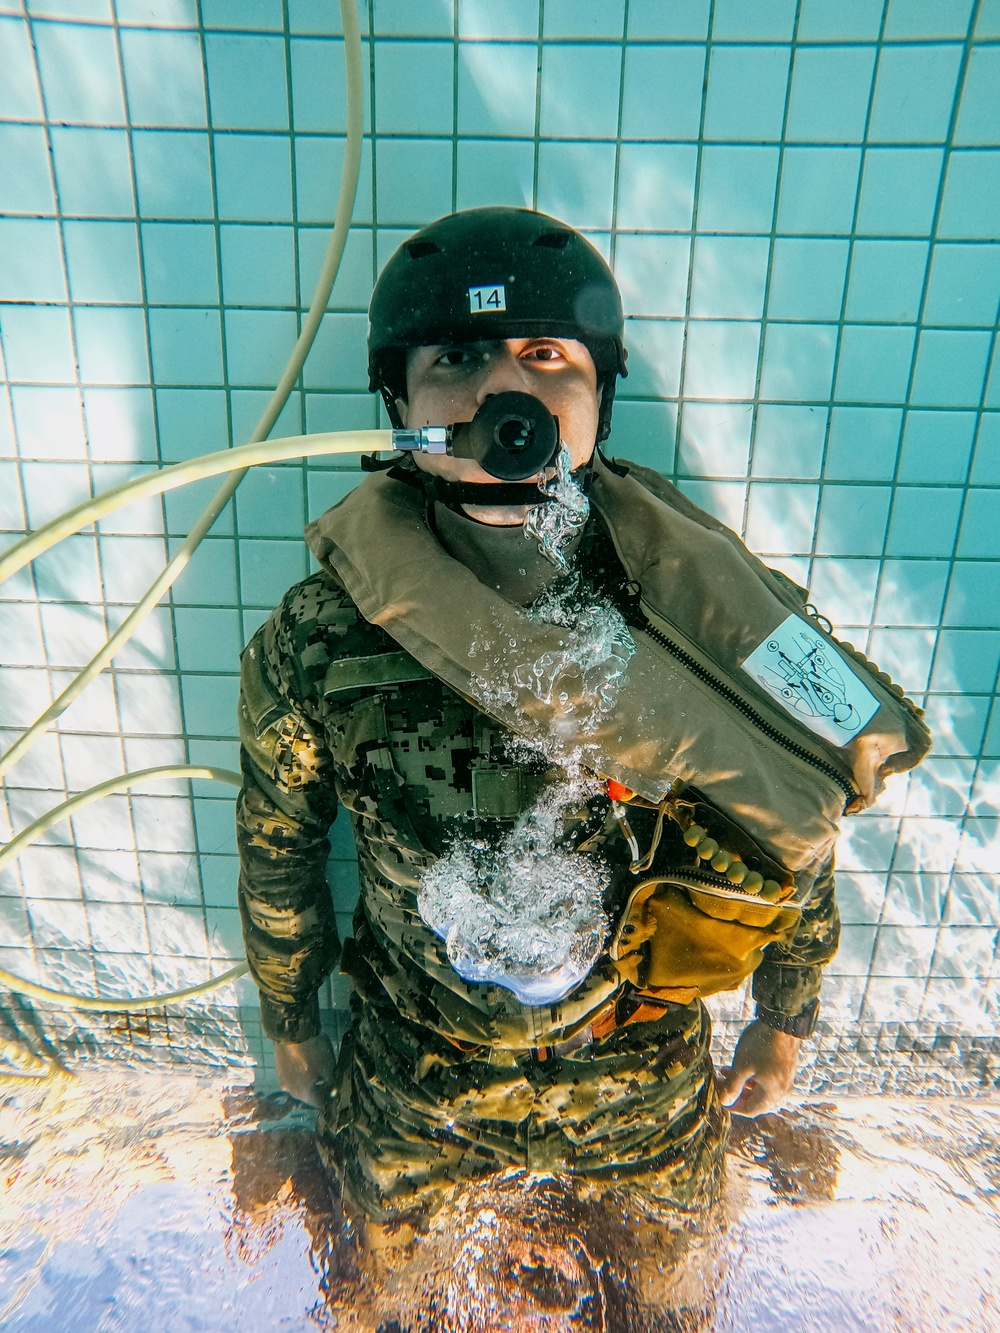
[0,0,375,1016]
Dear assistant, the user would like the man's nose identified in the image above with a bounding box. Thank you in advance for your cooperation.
[475,346,528,403]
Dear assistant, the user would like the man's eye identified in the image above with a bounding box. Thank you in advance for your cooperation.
[525,345,563,363]
[437,348,475,367]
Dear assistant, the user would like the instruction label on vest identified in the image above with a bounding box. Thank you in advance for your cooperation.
[468,284,506,313]
[740,615,878,747]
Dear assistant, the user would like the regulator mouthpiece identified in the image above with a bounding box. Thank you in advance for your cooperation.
[391,392,559,481]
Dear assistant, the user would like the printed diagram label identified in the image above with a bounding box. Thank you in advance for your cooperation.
[468,283,506,313]
[740,615,878,747]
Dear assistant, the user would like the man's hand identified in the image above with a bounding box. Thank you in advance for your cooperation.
[273,1033,337,1108]
[718,1020,801,1118]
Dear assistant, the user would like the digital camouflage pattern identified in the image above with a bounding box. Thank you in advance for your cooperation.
[237,526,840,1217]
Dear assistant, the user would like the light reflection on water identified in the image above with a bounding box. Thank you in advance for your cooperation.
[1,1071,997,1332]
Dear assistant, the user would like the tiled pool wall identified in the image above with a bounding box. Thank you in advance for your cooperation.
[0,0,997,1084]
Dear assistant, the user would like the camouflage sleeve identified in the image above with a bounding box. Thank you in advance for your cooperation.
[751,859,840,1023]
[237,601,341,1045]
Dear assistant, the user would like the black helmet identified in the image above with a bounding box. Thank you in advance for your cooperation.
[367,206,627,443]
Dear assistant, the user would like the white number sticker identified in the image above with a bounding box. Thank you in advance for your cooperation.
[468,284,506,313]
[741,615,879,747]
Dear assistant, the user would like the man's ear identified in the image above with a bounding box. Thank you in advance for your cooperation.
[394,397,408,426]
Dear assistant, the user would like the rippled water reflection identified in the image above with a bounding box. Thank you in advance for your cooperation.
[2,1068,997,1332]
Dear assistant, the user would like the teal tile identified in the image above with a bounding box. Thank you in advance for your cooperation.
[456,139,534,211]
[214,133,292,221]
[910,329,992,407]
[0,307,77,383]
[301,311,369,391]
[938,151,1000,241]
[142,222,220,305]
[884,0,975,39]
[226,390,302,446]
[627,0,709,39]
[776,148,861,235]
[63,221,142,304]
[875,558,949,626]
[120,27,206,127]
[957,489,1000,558]
[300,231,371,319]
[199,853,239,908]
[621,319,684,397]
[11,386,87,460]
[238,538,309,605]
[0,17,43,120]
[234,466,305,536]
[613,234,690,318]
[856,148,944,237]
[28,0,111,14]
[825,407,902,481]
[986,701,1000,756]
[785,46,877,144]
[291,37,367,134]
[808,556,880,626]
[224,310,299,386]
[989,342,1000,409]
[33,21,126,125]
[295,134,373,225]
[924,244,1000,327]
[0,125,56,214]
[712,0,796,38]
[156,388,230,461]
[835,325,916,403]
[845,240,928,323]
[751,404,828,478]
[971,413,1000,484]
[162,475,234,535]
[689,236,769,319]
[955,45,1000,146]
[607,399,676,471]
[457,41,537,137]
[205,32,288,130]
[168,534,238,603]
[201,0,283,29]
[868,44,963,144]
[866,630,933,691]
[536,142,618,231]
[703,44,790,142]
[373,0,453,35]
[375,138,453,226]
[815,484,892,556]
[74,308,150,385]
[304,392,377,434]
[621,44,706,141]
[744,481,819,554]
[898,410,976,483]
[458,0,538,38]
[116,0,200,23]
[133,130,214,219]
[221,224,296,307]
[616,143,697,231]
[52,127,135,217]
[83,387,158,463]
[148,308,224,385]
[944,561,1000,627]
[184,677,241,741]
[886,486,963,556]
[918,694,988,757]
[767,239,849,321]
[544,0,624,37]
[306,467,362,517]
[683,321,760,400]
[796,0,884,40]
[175,607,242,672]
[696,146,778,232]
[540,43,622,139]
[678,400,752,477]
[375,40,454,135]
[0,220,66,302]
[977,0,1000,36]
[758,323,837,402]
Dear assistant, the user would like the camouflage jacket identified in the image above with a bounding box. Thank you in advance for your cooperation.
[237,526,840,1046]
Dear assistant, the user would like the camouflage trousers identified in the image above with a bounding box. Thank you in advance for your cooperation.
[316,995,728,1224]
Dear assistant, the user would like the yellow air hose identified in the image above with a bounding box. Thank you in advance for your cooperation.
[0,0,373,1015]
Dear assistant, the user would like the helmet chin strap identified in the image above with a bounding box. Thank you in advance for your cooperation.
[382,451,596,511]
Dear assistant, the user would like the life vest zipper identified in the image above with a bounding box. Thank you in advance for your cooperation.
[631,606,860,812]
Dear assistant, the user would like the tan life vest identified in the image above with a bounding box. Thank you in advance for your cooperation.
[306,455,930,899]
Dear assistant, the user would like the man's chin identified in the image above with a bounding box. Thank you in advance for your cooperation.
[459,503,531,527]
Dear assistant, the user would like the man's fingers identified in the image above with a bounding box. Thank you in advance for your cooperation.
[718,1064,754,1108]
[730,1079,771,1118]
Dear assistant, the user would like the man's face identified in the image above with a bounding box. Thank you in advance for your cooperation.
[397,337,601,497]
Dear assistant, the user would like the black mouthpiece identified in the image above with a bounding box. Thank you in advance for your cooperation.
[455,392,559,480]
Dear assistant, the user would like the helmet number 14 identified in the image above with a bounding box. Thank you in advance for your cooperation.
[469,284,506,313]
